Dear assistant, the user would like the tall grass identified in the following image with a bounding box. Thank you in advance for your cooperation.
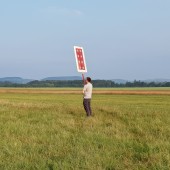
[0,91,170,169]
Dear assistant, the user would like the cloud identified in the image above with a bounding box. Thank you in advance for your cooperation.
[40,6,83,16]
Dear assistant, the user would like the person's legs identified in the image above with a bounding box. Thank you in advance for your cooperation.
[83,99,88,115]
[88,99,92,116]
[83,99,91,116]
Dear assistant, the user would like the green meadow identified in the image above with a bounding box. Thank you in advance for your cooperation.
[0,89,170,170]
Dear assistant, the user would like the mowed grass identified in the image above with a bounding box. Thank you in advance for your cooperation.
[0,89,170,170]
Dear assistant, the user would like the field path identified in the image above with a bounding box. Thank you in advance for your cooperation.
[0,88,170,95]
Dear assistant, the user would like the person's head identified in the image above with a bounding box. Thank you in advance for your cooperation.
[86,77,91,83]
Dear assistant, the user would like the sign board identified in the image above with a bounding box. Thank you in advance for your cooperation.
[74,46,87,73]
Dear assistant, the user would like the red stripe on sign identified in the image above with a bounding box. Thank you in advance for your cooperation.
[76,48,85,70]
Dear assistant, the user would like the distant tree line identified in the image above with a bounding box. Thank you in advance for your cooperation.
[0,80,170,88]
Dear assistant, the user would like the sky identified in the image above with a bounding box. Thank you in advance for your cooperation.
[0,0,170,80]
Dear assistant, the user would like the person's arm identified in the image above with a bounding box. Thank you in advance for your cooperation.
[83,85,87,94]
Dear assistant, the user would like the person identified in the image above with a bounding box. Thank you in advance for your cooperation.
[83,77,93,117]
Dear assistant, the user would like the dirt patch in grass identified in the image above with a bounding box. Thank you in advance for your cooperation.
[0,88,170,95]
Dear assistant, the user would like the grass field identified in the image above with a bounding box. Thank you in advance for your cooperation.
[0,88,170,169]
[1,87,170,95]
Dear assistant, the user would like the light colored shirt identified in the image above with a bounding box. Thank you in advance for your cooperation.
[83,82,93,99]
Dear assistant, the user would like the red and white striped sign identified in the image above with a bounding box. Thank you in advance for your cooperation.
[74,46,87,73]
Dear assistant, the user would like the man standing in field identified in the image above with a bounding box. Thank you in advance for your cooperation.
[83,77,93,117]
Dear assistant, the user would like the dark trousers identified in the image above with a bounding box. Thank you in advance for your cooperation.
[83,99,92,116]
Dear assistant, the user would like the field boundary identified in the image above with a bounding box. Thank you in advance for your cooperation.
[0,88,170,95]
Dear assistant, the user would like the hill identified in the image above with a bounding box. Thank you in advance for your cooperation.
[42,76,82,81]
[0,76,82,84]
[112,79,128,84]
[112,79,170,84]
[143,78,170,83]
[0,77,33,84]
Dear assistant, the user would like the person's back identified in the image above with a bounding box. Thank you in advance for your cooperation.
[83,82,93,99]
[83,77,93,117]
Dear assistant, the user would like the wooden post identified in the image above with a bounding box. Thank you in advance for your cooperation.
[82,74,85,85]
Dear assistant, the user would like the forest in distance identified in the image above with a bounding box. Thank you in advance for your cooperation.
[0,80,170,88]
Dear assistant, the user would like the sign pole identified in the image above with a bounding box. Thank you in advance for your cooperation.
[82,73,85,85]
